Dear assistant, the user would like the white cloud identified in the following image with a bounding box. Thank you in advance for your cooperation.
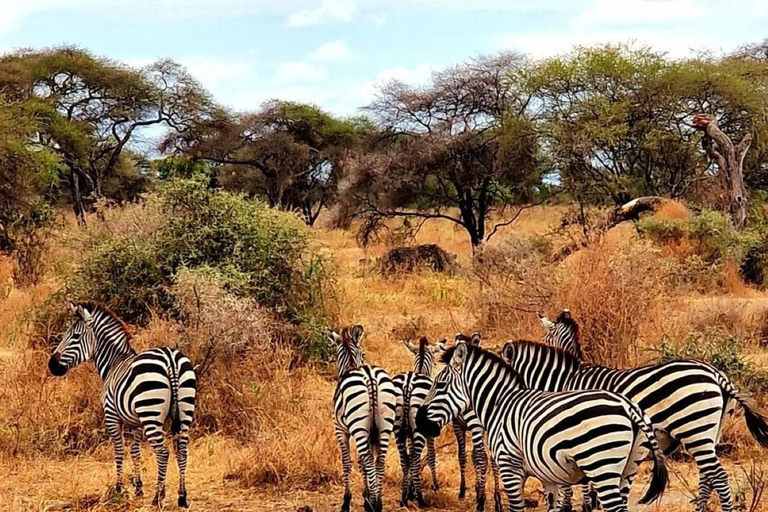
[350,63,434,103]
[309,40,353,62]
[181,57,255,88]
[574,0,704,27]
[277,61,328,82]
[498,31,730,59]
[286,0,357,28]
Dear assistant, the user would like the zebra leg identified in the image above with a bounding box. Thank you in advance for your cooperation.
[395,429,411,507]
[453,419,468,499]
[586,476,626,512]
[581,483,597,512]
[469,431,488,511]
[491,455,503,512]
[127,428,143,497]
[692,449,731,512]
[145,428,169,507]
[334,427,353,512]
[173,430,191,508]
[496,455,527,512]
[375,424,393,512]
[427,436,439,491]
[558,486,573,512]
[409,433,429,508]
[106,416,125,493]
[350,427,378,512]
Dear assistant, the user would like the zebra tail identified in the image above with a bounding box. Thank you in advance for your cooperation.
[627,405,668,504]
[710,364,768,447]
[168,352,182,435]
[368,375,380,460]
[397,376,412,445]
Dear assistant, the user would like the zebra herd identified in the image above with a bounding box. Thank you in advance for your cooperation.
[329,310,768,512]
[43,302,768,512]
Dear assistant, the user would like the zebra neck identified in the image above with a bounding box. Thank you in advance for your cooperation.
[91,311,136,380]
[414,359,431,376]
[462,357,519,429]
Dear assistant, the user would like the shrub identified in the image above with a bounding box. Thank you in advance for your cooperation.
[48,176,336,359]
[637,210,756,265]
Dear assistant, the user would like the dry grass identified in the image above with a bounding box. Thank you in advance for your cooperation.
[0,204,768,510]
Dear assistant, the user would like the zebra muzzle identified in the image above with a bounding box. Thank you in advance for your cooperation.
[48,354,69,376]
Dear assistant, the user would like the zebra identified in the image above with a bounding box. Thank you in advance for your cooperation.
[416,341,668,512]
[47,302,197,508]
[453,332,502,512]
[500,331,768,512]
[392,336,445,506]
[330,324,397,512]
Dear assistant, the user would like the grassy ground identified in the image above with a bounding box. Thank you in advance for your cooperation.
[1,205,767,511]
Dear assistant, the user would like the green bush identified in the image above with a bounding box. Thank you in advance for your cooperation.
[53,176,336,358]
[637,210,757,265]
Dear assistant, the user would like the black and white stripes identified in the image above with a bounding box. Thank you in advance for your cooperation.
[330,325,397,512]
[502,314,768,512]
[48,302,196,507]
[416,342,668,512]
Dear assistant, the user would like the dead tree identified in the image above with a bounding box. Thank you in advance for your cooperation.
[693,114,752,230]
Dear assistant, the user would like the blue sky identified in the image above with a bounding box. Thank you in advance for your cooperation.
[1,0,767,116]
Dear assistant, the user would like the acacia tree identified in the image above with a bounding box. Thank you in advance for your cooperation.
[0,48,212,222]
[162,101,368,225]
[346,53,542,249]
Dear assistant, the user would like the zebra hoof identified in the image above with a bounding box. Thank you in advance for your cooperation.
[417,496,429,509]
[432,482,439,492]
[561,505,572,512]
[476,495,486,511]
[178,494,189,508]
[459,486,466,500]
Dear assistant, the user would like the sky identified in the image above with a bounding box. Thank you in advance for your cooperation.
[0,0,767,116]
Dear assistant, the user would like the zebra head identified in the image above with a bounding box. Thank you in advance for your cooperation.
[454,331,482,346]
[329,324,365,377]
[402,336,446,376]
[48,302,98,377]
[539,309,583,360]
[416,342,471,438]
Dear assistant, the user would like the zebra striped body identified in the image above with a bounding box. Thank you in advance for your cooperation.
[48,303,196,508]
[501,337,768,512]
[330,325,397,512]
[416,343,668,512]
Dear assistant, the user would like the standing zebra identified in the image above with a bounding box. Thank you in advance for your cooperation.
[48,302,196,507]
[330,325,397,512]
[453,332,502,512]
[392,337,445,507]
[500,330,768,512]
[416,342,668,512]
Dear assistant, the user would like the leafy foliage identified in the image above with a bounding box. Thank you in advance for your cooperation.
[59,177,335,356]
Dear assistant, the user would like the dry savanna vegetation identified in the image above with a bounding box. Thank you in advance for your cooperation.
[6,38,768,512]
[1,199,768,512]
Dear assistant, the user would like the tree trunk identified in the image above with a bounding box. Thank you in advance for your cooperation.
[693,114,752,230]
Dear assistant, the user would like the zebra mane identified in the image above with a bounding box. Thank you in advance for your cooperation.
[441,343,527,387]
[556,311,580,341]
[510,339,581,365]
[78,302,133,341]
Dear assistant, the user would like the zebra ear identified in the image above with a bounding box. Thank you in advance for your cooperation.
[69,301,78,315]
[451,342,468,369]
[328,329,342,345]
[469,332,482,346]
[80,306,94,325]
[403,339,418,354]
[350,324,364,346]
[499,342,513,362]
[538,312,555,330]
[431,339,447,354]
